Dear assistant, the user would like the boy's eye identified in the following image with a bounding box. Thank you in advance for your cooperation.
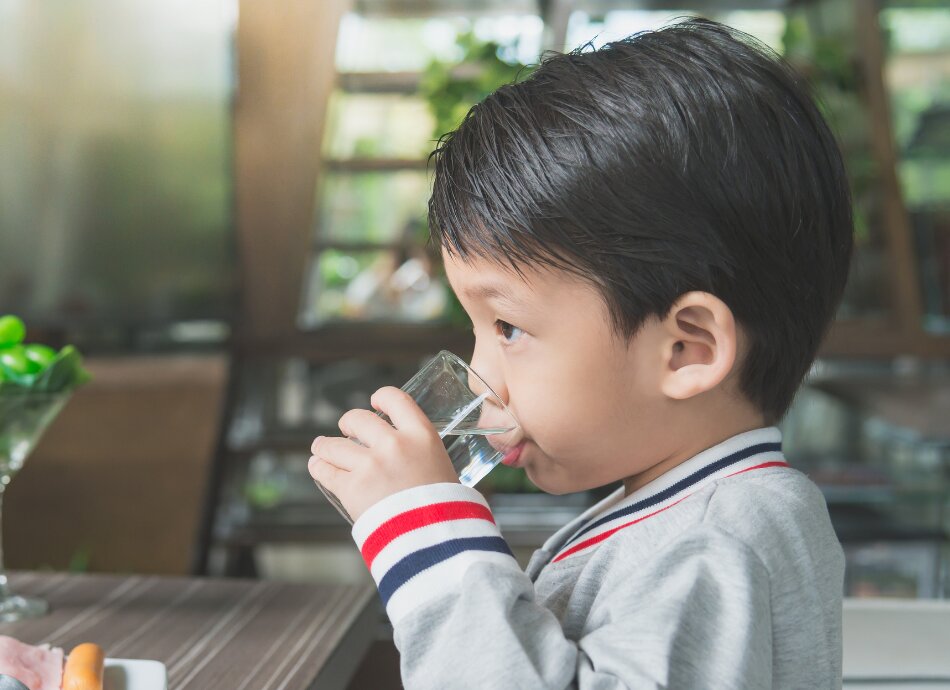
[495,320,525,344]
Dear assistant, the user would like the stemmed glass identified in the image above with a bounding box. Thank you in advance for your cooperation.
[0,390,71,621]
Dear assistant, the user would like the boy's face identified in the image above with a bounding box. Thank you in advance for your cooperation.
[443,249,680,495]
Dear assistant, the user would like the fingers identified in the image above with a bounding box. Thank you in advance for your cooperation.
[310,435,365,470]
[370,386,433,434]
[308,454,347,487]
[338,408,395,448]
[309,389,458,523]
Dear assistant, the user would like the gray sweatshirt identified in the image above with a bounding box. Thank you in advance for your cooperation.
[351,427,845,689]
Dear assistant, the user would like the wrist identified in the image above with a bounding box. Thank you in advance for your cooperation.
[352,483,518,624]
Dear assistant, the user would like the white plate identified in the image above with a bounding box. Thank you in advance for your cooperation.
[103,658,167,690]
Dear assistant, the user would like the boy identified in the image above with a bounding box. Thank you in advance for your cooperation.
[310,18,851,689]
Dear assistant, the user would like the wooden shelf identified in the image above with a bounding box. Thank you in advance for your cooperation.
[337,65,482,94]
[236,323,474,362]
[324,158,428,172]
[822,320,950,358]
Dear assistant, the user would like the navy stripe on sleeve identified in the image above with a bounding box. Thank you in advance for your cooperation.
[378,536,515,606]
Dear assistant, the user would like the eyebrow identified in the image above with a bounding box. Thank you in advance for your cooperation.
[461,284,517,303]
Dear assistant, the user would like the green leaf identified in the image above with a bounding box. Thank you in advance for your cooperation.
[32,346,92,394]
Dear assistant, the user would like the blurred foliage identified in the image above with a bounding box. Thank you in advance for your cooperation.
[880,7,950,205]
[418,33,538,331]
[245,478,285,510]
[322,92,435,161]
[485,462,541,493]
[781,4,899,321]
[784,2,950,325]
[419,32,537,140]
[318,171,430,244]
[319,249,376,290]
[782,13,874,246]
[67,546,92,573]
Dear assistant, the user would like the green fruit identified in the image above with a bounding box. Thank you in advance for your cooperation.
[0,317,91,394]
[24,344,56,371]
[0,315,26,348]
[0,346,32,376]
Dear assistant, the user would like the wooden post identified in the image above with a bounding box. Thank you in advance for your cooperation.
[233,0,353,347]
[853,0,924,339]
[822,0,950,357]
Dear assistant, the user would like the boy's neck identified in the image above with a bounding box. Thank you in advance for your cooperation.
[622,404,768,497]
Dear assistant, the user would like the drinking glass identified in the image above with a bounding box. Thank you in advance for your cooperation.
[0,390,71,621]
[316,351,519,523]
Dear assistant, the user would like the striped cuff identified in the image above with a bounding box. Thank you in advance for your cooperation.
[352,483,520,624]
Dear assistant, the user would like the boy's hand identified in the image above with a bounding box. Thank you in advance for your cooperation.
[308,386,459,523]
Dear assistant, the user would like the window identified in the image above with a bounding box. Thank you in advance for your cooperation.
[565,7,785,52]
[881,6,950,333]
[299,6,544,327]
[300,1,788,328]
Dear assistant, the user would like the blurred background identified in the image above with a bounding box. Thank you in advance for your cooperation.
[0,0,948,682]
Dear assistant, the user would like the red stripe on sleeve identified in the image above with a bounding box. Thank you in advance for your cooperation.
[361,501,496,569]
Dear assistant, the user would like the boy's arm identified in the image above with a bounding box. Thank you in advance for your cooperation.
[355,483,773,690]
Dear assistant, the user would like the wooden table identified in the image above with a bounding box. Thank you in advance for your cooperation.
[0,571,378,690]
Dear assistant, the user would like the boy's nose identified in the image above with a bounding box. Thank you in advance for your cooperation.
[468,345,508,406]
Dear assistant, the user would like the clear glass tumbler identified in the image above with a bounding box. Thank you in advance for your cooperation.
[316,350,519,523]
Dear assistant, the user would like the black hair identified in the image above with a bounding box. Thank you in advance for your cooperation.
[428,18,853,423]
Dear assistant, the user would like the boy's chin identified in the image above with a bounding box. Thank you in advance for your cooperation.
[524,459,615,496]
[516,446,598,495]
[523,466,577,496]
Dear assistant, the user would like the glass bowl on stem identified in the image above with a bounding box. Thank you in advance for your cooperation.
[0,389,72,621]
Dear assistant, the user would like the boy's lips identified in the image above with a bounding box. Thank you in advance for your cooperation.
[501,442,526,467]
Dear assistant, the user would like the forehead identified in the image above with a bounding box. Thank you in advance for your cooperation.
[441,247,594,306]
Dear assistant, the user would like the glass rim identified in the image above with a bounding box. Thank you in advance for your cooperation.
[436,350,518,427]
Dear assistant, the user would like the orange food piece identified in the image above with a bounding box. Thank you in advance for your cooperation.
[62,643,104,690]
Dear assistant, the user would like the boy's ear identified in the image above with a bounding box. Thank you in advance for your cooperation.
[658,292,738,400]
